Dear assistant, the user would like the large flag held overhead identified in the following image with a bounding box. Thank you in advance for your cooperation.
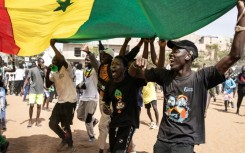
[0,0,237,56]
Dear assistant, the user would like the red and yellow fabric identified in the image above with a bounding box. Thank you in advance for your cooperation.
[0,0,94,56]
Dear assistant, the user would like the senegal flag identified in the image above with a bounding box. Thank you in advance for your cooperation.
[0,0,237,56]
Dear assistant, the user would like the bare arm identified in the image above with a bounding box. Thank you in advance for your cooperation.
[119,38,131,56]
[125,38,144,61]
[82,45,100,72]
[50,39,68,69]
[45,67,53,88]
[157,40,166,68]
[149,38,157,65]
[148,39,166,68]
[215,1,245,74]
[142,39,149,59]
[20,74,30,96]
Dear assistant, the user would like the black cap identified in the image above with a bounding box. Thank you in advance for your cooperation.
[167,40,198,60]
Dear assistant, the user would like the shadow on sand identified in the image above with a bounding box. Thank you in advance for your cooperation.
[7,130,104,153]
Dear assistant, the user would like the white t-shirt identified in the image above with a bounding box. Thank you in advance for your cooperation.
[80,68,99,102]
[50,64,77,103]
[15,68,25,81]
[75,69,84,86]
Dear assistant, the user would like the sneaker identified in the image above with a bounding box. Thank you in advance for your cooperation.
[151,124,159,129]
[149,122,154,126]
[88,136,96,142]
[67,146,76,153]
[57,140,67,152]
[27,121,32,128]
[149,122,156,128]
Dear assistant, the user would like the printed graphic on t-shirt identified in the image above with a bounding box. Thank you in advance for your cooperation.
[165,95,190,123]
[114,89,125,113]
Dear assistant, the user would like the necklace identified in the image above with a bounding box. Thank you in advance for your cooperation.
[84,68,93,78]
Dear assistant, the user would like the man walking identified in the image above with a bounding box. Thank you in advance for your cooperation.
[21,58,45,127]
[77,54,99,142]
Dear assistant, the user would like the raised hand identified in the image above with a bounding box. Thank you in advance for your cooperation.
[135,58,148,69]
[125,37,131,42]
[81,45,90,54]
[158,40,166,47]
[50,39,56,46]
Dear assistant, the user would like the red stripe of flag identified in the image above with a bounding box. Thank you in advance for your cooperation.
[0,0,20,55]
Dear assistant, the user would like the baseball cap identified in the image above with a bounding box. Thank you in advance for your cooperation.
[103,48,114,58]
[167,40,198,60]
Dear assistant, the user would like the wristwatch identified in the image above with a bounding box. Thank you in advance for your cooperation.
[235,25,245,32]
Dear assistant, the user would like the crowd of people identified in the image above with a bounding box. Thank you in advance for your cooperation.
[0,1,245,153]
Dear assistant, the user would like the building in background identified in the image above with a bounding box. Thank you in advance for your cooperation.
[0,33,233,67]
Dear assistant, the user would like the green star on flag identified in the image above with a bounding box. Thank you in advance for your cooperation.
[54,0,73,12]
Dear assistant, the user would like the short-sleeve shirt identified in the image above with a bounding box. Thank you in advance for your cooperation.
[80,68,99,102]
[15,68,25,81]
[50,64,77,103]
[103,75,146,128]
[28,67,44,94]
[142,82,157,104]
[145,66,225,144]
[75,69,84,86]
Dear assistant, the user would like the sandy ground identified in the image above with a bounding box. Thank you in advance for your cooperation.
[2,92,245,153]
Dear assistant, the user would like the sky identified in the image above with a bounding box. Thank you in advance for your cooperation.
[195,7,237,38]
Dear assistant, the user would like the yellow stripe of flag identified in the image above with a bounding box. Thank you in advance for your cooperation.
[6,0,94,56]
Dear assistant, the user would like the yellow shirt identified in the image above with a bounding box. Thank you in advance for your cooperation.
[142,82,157,104]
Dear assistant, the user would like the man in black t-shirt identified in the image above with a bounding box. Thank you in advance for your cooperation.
[103,56,146,152]
[129,2,245,152]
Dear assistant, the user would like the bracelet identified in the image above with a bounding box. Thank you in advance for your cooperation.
[235,25,245,32]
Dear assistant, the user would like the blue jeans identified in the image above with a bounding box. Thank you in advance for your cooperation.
[0,87,6,129]
[23,85,29,101]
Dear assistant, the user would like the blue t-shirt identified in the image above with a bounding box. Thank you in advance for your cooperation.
[223,78,236,94]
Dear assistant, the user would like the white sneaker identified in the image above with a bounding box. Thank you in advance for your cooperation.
[149,122,156,129]
[151,124,158,129]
